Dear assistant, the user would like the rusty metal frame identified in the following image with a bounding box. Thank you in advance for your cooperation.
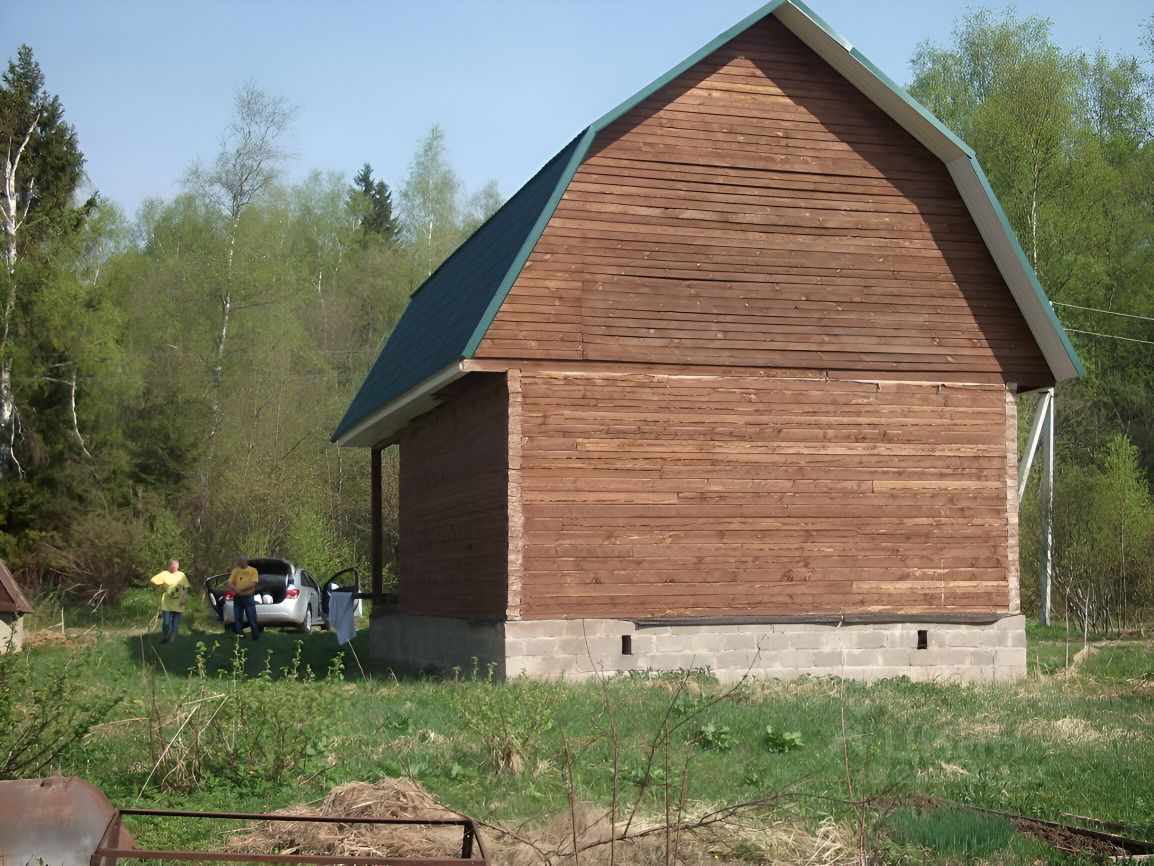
[92,807,487,866]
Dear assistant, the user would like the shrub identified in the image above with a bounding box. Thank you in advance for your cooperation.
[0,637,123,779]
[284,510,354,580]
[140,508,188,576]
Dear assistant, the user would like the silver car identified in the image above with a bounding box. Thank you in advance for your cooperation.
[204,558,360,633]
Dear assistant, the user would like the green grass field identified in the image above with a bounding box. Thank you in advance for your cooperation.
[6,592,1153,864]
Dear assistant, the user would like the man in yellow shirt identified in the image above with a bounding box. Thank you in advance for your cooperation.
[228,555,261,639]
[150,558,190,643]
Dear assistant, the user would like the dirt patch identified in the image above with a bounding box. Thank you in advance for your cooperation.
[22,627,96,649]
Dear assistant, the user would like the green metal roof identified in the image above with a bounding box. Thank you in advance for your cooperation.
[334,0,1082,447]
[332,133,585,444]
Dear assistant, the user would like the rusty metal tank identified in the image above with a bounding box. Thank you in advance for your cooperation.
[0,776,134,866]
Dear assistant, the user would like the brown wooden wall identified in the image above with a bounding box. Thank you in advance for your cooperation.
[397,373,509,619]
[515,370,1017,619]
[475,17,1052,388]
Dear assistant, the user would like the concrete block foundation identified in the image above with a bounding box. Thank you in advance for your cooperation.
[369,614,1028,682]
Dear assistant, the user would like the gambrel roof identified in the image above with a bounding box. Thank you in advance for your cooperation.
[334,0,1082,448]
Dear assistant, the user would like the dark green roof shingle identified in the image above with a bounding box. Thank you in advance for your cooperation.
[332,132,585,442]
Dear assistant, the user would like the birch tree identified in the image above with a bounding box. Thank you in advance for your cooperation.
[185,80,295,444]
[0,45,88,478]
[398,125,465,284]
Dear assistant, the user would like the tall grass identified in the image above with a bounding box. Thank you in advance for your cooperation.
[8,616,1154,859]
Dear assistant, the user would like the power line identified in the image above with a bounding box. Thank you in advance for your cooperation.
[1053,301,1154,323]
[1065,328,1154,347]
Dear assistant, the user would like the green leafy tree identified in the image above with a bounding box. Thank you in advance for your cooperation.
[1034,434,1154,633]
[0,47,153,601]
[0,45,93,478]
[397,125,504,287]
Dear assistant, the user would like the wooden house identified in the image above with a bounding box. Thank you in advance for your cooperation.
[333,0,1081,681]
[0,560,33,653]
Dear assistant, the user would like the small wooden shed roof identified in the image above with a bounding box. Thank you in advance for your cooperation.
[333,0,1083,448]
[0,560,33,615]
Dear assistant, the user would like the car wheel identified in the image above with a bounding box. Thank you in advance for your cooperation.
[299,606,313,633]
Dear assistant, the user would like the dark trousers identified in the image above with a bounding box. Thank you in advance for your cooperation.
[161,610,182,640]
[233,594,260,637]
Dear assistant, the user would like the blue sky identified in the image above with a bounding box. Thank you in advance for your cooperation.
[2,1,1149,219]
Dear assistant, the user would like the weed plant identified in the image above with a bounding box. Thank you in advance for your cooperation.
[143,639,344,795]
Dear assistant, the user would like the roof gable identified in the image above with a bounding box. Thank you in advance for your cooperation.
[0,560,33,615]
[474,17,1055,381]
[335,0,1082,447]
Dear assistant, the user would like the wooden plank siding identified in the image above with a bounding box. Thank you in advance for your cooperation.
[516,371,1017,619]
[397,373,509,619]
[475,17,1052,388]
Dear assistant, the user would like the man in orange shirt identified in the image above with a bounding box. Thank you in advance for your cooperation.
[228,555,261,639]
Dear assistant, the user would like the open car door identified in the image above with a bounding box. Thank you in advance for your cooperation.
[203,572,230,621]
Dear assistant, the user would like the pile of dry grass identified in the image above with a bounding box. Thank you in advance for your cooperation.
[226,779,471,860]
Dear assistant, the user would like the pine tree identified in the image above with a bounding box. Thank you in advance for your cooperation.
[349,162,399,244]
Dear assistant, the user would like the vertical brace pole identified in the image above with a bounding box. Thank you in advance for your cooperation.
[1018,388,1053,502]
[370,446,383,609]
[1039,390,1055,627]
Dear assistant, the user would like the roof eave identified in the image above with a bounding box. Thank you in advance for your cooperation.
[334,361,466,448]
[947,159,1083,382]
[0,562,33,615]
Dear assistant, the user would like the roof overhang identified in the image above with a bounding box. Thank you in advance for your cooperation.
[334,361,466,448]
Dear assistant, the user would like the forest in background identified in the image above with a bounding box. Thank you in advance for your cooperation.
[1,8,1152,630]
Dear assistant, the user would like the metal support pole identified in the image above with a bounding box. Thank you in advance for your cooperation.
[1039,390,1055,627]
[370,447,383,609]
[1017,388,1053,502]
